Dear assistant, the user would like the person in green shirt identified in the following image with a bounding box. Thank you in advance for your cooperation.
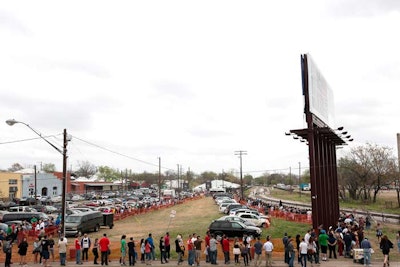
[30,216,38,225]
[318,229,329,261]
[121,234,128,266]
[6,225,12,236]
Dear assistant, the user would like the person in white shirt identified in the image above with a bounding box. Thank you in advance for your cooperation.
[299,238,308,267]
[304,229,311,244]
[263,235,274,267]
[58,236,68,266]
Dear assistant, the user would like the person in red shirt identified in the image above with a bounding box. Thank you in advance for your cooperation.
[204,231,211,263]
[99,233,110,266]
[222,235,230,264]
[187,235,195,266]
[164,232,170,260]
[74,235,83,265]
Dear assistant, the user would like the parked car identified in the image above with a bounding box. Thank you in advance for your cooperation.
[216,215,257,227]
[1,212,50,223]
[0,211,9,222]
[9,206,37,212]
[64,211,103,237]
[237,213,267,227]
[230,208,261,217]
[44,205,58,214]
[208,220,261,238]
[224,204,248,215]
[219,202,233,213]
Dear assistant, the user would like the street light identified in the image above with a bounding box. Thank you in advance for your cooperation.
[6,119,69,235]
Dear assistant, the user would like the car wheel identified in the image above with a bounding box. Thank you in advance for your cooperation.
[94,224,100,232]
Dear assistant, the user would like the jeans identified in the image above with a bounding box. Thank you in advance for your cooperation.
[188,250,195,265]
[5,252,12,267]
[101,251,109,265]
[59,252,66,265]
[129,250,135,265]
[177,252,183,263]
[82,248,89,261]
[161,250,167,263]
[209,250,217,264]
[76,249,82,264]
[93,248,99,264]
[223,251,230,264]
[300,253,307,267]
[363,249,371,266]
[288,251,295,267]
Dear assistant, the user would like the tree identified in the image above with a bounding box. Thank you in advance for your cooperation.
[97,166,121,181]
[74,161,97,178]
[8,163,23,172]
[338,143,397,202]
[42,163,56,173]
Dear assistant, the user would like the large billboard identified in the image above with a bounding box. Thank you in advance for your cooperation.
[306,54,335,128]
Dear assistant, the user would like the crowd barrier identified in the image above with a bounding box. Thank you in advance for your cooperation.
[238,200,312,224]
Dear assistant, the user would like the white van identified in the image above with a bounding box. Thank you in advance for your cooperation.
[9,206,37,212]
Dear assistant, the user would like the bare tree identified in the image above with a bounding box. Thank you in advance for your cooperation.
[338,143,397,203]
[8,163,24,172]
[75,160,97,178]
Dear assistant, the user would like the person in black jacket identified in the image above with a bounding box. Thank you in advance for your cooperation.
[380,235,393,267]
[128,237,136,266]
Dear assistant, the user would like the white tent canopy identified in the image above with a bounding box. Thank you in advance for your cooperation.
[193,179,240,192]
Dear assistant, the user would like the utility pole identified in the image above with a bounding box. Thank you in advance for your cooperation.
[298,162,301,197]
[177,164,180,191]
[34,165,37,203]
[397,134,400,207]
[234,150,247,200]
[158,157,161,202]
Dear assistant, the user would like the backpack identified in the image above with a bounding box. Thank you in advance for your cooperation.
[2,241,11,253]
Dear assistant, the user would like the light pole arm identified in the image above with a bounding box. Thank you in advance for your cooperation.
[6,119,62,154]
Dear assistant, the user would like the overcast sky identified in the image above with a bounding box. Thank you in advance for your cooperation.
[1,1,399,176]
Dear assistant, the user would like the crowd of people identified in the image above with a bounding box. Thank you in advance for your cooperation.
[1,224,400,267]
[280,221,399,267]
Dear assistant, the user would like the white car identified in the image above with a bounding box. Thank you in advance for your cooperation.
[231,208,261,217]
[51,196,62,203]
[215,197,233,205]
[259,215,271,227]
[219,202,233,213]
[237,213,267,227]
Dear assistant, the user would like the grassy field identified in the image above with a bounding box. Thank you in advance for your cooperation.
[101,196,311,256]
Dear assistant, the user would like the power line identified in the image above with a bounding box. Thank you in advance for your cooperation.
[71,135,175,171]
